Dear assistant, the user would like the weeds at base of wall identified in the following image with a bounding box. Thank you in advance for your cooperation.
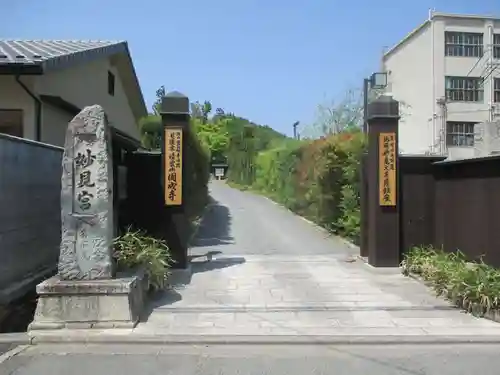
[402,246,500,323]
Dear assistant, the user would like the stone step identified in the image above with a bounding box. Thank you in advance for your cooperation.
[152,303,458,313]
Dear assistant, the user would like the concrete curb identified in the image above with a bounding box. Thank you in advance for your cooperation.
[0,333,31,345]
[28,333,500,345]
[0,345,29,364]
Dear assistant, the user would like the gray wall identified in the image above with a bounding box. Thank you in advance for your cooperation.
[0,134,62,304]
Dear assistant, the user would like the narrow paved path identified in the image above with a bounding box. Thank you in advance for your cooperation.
[130,181,500,340]
[189,180,358,257]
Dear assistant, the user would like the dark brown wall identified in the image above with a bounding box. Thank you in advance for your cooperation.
[396,155,500,268]
[399,156,444,258]
[433,157,500,267]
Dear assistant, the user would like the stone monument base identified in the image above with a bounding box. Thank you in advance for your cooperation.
[28,273,147,331]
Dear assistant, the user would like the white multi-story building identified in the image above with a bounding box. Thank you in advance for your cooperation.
[382,11,500,157]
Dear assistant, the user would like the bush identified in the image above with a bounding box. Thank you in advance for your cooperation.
[402,246,500,315]
[113,228,173,290]
[237,130,366,244]
[184,125,210,220]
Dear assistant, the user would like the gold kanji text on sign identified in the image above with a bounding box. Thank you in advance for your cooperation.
[378,132,396,206]
[164,128,183,206]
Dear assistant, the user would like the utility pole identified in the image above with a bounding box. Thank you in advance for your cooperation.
[363,78,370,133]
[293,121,299,139]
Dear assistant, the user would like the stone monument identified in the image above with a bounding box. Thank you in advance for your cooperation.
[58,104,114,280]
[29,105,146,332]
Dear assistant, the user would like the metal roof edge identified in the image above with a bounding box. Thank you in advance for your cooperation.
[40,41,127,73]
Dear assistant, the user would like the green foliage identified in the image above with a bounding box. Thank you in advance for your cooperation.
[402,247,500,315]
[152,86,166,115]
[192,117,229,163]
[184,124,211,220]
[227,125,257,185]
[138,115,162,149]
[224,115,287,186]
[113,228,173,290]
[249,131,366,244]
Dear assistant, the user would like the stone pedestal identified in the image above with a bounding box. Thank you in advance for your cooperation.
[28,273,147,331]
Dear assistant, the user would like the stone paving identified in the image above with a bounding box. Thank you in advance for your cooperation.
[135,253,500,337]
[132,181,500,339]
[27,181,500,342]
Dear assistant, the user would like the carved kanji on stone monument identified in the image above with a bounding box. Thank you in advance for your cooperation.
[58,105,114,280]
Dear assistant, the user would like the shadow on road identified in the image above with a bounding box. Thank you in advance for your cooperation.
[191,256,245,274]
[141,199,244,320]
[141,256,246,321]
[191,199,234,248]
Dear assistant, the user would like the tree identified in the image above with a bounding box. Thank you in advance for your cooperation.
[302,87,411,139]
[193,117,229,162]
[139,115,162,149]
[312,89,363,137]
[152,85,166,115]
[202,100,212,122]
[190,101,203,119]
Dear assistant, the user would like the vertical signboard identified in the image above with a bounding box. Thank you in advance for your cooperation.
[378,132,396,206]
[164,127,183,206]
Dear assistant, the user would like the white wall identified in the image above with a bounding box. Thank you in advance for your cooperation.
[434,17,496,123]
[384,16,500,156]
[383,24,434,154]
[35,56,140,147]
[0,75,36,139]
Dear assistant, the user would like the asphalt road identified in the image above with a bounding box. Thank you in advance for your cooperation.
[191,181,358,258]
[2,343,500,375]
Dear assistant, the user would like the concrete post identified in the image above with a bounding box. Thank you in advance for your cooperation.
[366,95,400,267]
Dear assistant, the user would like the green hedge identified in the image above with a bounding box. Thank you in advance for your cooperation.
[230,130,366,244]
[184,125,210,220]
[402,247,500,315]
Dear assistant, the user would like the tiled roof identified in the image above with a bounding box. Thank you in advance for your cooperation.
[0,39,148,120]
[0,40,127,73]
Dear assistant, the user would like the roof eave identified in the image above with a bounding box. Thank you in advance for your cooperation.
[0,63,43,75]
[384,12,500,60]
[383,20,431,60]
[432,12,500,22]
[120,43,148,120]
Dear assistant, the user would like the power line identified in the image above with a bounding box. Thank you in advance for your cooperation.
[466,46,491,78]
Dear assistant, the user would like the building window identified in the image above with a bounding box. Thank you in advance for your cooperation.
[494,34,500,59]
[0,109,23,137]
[446,121,476,147]
[445,31,483,57]
[495,78,500,103]
[445,76,484,102]
[107,71,115,96]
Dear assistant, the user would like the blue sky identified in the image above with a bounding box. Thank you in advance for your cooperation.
[3,1,500,136]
